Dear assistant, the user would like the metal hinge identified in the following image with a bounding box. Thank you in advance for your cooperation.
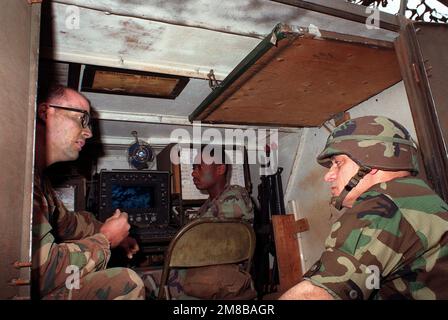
[9,261,32,287]
[333,111,350,127]
[9,278,30,286]
[423,59,433,78]
[207,69,222,91]
[13,261,32,269]
[11,295,31,300]
[293,218,310,234]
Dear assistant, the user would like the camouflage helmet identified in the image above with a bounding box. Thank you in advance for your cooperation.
[317,116,419,174]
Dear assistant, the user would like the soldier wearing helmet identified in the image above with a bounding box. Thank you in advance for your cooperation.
[280,115,448,300]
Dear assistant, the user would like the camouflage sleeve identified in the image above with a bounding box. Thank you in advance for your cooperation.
[303,192,417,300]
[216,186,254,221]
[32,181,111,297]
[49,181,103,240]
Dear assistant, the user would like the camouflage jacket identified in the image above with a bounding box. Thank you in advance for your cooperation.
[32,173,110,298]
[198,185,254,222]
[304,177,448,300]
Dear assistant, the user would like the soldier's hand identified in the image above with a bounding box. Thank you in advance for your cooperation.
[100,209,130,248]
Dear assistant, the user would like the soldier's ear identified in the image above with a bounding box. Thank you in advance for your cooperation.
[37,103,48,122]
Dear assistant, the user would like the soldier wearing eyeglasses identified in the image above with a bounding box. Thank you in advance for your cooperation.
[32,85,145,300]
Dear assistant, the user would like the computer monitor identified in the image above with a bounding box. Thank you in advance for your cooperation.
[98,170,170,228]
[111,184,155,210]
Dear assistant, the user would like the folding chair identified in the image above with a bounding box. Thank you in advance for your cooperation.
[158,218,256,299]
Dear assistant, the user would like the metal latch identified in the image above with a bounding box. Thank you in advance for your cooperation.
[207,69,222,90]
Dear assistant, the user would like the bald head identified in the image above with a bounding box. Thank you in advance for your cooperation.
[38,85,88,106]
[36,85,92,166]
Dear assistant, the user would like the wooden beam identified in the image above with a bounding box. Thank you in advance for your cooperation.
[270,0,400,31]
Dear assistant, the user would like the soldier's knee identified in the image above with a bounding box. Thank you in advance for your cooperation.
[122,268,145,300]
[127,269,145,291]
[103,267,145,300]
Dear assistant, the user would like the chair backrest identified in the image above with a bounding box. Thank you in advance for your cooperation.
[158,218,256,299]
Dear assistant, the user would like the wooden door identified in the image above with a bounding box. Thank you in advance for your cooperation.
[0,0,41,299]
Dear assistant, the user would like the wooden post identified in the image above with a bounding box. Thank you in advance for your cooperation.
[272,214,309,294]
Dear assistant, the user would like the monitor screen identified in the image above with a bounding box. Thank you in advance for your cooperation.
[111,184,155,210]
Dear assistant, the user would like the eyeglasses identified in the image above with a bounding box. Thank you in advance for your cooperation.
[48,104,91,129]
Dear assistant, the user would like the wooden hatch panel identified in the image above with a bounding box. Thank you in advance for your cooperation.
[191,25,402,127]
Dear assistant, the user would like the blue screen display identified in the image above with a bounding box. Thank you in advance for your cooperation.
[111,184,155,209]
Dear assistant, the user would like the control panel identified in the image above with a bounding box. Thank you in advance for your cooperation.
[98,170,170,228]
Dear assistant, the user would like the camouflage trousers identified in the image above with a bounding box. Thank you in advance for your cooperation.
[42,267,145,300]
[138,268,188,299]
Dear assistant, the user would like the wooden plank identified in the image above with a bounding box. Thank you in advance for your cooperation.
[272,215,307,293]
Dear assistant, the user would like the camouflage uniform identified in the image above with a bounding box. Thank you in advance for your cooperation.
[304,177,448,299]
[305,116,448,299]
[141,184,254,299]
[198,184,254,221]
[32,173,145,300]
